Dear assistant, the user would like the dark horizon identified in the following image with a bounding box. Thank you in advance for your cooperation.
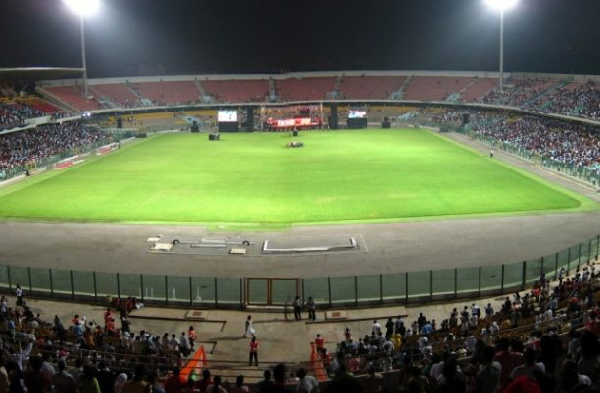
[1,0,599,78]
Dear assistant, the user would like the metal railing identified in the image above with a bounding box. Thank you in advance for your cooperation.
[456,127,600,188]
[1,234,597,309]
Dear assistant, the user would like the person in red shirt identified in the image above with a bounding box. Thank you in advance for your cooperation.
[188,326,197,350]
[315,334,325,356]
[165,367,186,393]
[493,338,523,391]
[104,308,113,325]
[106,317,116,335]
[349,355,361,374]
[249,337,259,366]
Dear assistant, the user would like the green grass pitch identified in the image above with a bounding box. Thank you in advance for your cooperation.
[0,129,595,226]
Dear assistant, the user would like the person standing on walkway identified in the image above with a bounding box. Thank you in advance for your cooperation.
[385,317,394,338]
[293,296,303,321]
[179,332,191,357]
[314,334,325,356]
[15,284,23,306]
[188,326,197,350]
[249,337,259,367]
[306,297,316,321]
[244,315,256,338]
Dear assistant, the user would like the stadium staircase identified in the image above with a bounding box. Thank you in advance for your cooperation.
[523,79,567,107]
[90,83,142,109]
[125,81,145,102]
[461,77,498,102]
[393,75,412,100]
[35,86,78,112]
[193,78,206,100]
[88,86,120,109]
[332,75,343,98]
[451,78,478,102]
[40,85,104,111]
[196,315,315,384]
[268,77,278,102]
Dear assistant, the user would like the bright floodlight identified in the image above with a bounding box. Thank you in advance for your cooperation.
[63,0,99,16]
[484,0,518,11]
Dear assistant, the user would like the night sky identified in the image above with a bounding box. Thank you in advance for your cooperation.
[0,0,599,78]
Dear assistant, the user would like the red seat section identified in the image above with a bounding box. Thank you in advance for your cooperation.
[339,76,406,100]
[92,83,139,108]
[44,86,103,111]
[275,77,336,101]
[135,81,201,106]
[202,80,269,103]
[27,98,62,113]
[403,76,472,101]
[461,78,498,102]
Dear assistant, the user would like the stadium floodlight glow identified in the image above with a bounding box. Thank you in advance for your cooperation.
[484,0,518,11]
[484,0,518,92]
[63,0,100,97]
[63,0,99,16]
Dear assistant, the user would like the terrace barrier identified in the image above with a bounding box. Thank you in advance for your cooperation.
[0,234,598,310]
[0,136,135,182]
[455,127,600,189]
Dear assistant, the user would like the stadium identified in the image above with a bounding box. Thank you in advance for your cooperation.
[1,0,600,391]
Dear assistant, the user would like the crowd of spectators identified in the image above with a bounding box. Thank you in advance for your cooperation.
[0,290,201,393]
[477,78,600,123]
[0,106,25,130]
[3,258,600,392]
[472,115,600,174]
[0,121,110,173]
[478,79,552,108]
[527,81,600,121]
[0,102,45,131]
[312,259,600,393]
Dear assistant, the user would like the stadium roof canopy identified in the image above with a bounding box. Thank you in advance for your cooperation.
[0,67,82,82]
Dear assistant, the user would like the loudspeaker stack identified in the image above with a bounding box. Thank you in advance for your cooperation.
[329,105,338,129]
[382,116,391,129]
[246,108,254,131]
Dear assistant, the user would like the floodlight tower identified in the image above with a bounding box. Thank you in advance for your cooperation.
[63,0,99,97]
[484,0,518,92]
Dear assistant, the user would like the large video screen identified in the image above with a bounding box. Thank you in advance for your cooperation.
[348,110,367,119]
[266,116,321,129]
[218,110,238,122]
